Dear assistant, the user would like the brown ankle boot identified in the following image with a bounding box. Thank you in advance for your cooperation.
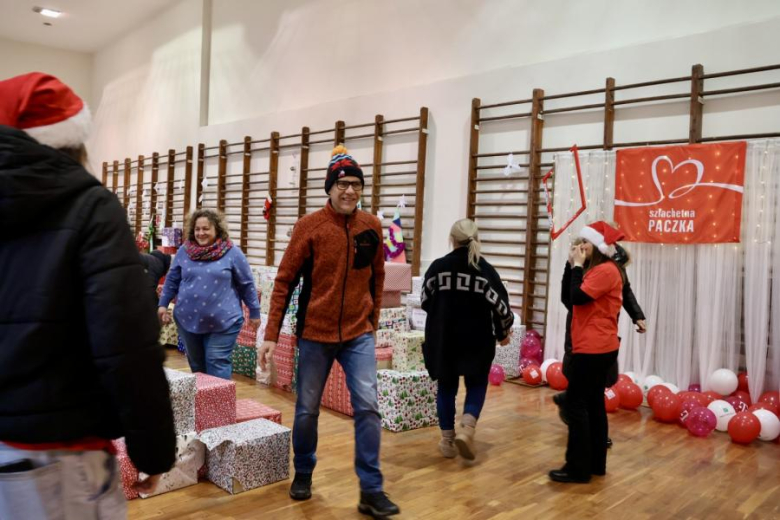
[454,414,477,460]
[438,429,457,458]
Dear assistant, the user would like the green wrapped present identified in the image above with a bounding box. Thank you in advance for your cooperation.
[232,345,257,378]
[377,369,438,432]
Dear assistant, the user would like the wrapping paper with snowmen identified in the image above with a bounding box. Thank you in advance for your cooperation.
[378,369,438,432]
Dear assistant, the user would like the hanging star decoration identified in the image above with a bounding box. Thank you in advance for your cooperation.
[377,210,385,220]
[383,196,407,263]
[503,153,525,177]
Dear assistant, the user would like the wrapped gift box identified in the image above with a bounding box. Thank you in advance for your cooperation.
[376,329,396,349]
[236,305,257,347]
[200,419,291,495]
[376,346,393,370]
[405,294,426,331]
[163,368,196,435]
[159,321,178,346]
[272,333,297,393]
[157,246,177,255]
[112,438,139,500]
[379,307,408,332]
[161,227,183,248]
[195,373,237,432]
[377,370,438,432]
[139,432,204,498]
[392,331,425,372]
[492,323,526,379]
[232,344,257,379]
[411,276,424,296]
[384,262,412,292]
[320,361,353,417]
[259,277,276,315]
[236,399,282,425]
[381,290,402,308]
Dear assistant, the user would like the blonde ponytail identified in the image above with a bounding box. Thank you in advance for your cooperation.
[450,218,481,270]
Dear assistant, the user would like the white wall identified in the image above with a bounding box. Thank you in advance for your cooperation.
[88,0,780,267]
[0,36,93,107]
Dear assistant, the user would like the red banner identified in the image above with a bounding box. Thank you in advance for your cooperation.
[613,142,746,243]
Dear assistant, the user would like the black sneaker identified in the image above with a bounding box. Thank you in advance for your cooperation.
[289,473,312,501]
[358,491,400,518]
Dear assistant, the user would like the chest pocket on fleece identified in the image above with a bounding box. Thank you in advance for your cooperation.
[353,229,380,269]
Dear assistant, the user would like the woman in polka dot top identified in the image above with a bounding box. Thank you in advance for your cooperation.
[158,209,260,379]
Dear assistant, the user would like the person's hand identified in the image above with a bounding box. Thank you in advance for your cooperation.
[499,336,511,346]
[572,244,587,267]
[249,318,262,331]
[258,340,277,371]
[567,245,578,265]
[636,319,647,333]
[157,307,171,325]
[133,473,162,494]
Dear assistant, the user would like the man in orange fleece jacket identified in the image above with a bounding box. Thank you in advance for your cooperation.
[259,146,399,518]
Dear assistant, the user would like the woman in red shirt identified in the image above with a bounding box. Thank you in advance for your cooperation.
[549,221,625,484]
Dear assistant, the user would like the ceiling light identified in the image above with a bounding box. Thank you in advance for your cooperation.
[32,7,62,18]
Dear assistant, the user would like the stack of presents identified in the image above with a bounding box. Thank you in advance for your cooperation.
[114,368,288,499]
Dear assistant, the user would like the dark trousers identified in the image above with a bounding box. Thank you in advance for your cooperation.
[563,350,619,478]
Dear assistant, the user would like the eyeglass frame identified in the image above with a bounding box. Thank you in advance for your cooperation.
[334,180,364,191]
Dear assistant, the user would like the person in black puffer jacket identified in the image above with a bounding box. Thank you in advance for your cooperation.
[0,72,175,517]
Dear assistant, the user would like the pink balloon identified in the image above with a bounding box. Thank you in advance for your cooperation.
[519,357,536,372]
[686,406,717,437]
[488,364,505,385]
[688,384,702,393]
[725,396,749,413]
[525,329,542,340]
[520,335,542,363]
[677,399,701,427]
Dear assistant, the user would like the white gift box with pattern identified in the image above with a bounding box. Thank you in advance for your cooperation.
[392,331,425,372]
[163,368,196,434]
[411,276,424,297]
[491,322,526,378]
[405,294,426,331]
[139,432,204,498]
[378,370,438,432]
[199,419,291,495]
[379,307,408,332]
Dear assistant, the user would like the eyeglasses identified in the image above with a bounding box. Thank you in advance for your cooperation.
[335,180,363,191]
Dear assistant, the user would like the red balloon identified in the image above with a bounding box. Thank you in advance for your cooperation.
[652,393,681,423]
[677,391,708,407]
[758,391,780,412]
[604,387,621,413]
[749,402,779,417]
[617,374,632,385]
[677,399,701,427]
[725,396,749,414]
[618,382,643,410]
[522,364,542,385]
[737,372,749,393]
[647,385,671,408]
[546,362,568,390]
[702,391,722,404]
[728,411,761,444]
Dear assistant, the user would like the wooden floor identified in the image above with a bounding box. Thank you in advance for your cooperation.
[129,351,780,520]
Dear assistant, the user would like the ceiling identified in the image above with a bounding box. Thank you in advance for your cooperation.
[0,0,179,53]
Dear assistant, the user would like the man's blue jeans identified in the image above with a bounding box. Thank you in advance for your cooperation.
[293,332,383,493]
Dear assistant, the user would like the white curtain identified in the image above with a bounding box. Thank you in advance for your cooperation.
[544,140,780,400]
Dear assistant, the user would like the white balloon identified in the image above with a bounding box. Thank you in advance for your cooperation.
[540,359,558,383]
[623,371,640,385]
[707,400,737,432]
[752,409,780,441]
[642,375,664,395]
[661,383,679,394]
[709,368,738,396]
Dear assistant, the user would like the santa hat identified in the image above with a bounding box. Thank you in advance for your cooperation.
[0,72,91,149]
[579,221,625,258]
[325,145,364,194]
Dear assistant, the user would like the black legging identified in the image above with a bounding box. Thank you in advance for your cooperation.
[563,350,619,478]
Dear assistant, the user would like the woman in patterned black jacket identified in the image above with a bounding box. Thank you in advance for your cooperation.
[421,219,514,461]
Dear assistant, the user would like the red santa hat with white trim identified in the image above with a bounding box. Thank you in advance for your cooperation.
[579,221,625,258]
[0,72,91,149]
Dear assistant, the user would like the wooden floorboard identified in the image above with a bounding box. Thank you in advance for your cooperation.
[129,350,780,520]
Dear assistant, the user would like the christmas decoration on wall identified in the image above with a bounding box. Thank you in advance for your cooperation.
[383,196,407,263]
[543,145,586,240]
